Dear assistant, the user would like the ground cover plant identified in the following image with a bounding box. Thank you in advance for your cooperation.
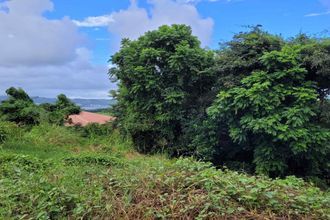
[0,123,329,219]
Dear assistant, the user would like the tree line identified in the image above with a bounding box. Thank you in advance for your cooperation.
[109,25,330,185]
[0,87,80,126]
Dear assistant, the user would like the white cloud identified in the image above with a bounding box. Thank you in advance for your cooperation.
[74,0,214,48]
[305,11,330,17]
[0,0,112,98]
[305,0,330,17]
[0,50,112,98]
[73,15,114,27]
[110,0,214,48]
[0,0,83,67]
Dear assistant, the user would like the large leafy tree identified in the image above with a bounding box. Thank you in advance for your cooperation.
[207,45,330,178]
[110,24,215,154]
[191,26,285,164]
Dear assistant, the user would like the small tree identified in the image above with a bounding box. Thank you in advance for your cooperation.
[54,94,80,116]
[0,87,40,125]
[40,94,81,125]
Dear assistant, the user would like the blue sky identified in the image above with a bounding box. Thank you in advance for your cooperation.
[48,0,330,65]
[0,0,329,98]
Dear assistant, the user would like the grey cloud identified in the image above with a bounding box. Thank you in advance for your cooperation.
[0,50,112,98]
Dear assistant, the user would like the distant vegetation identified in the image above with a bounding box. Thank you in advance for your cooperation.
[0,87,81,126]
[110,25,330,185]
[0,95,115,111]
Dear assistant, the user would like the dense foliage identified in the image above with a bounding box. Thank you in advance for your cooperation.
[40,94,81,125]
[1,24,329,219]
[110,25,215,154]
[0,124,329,219]
[0,87,40,125]
[0,88,81,126]
[110,25,330,183]
[207,45,330,180]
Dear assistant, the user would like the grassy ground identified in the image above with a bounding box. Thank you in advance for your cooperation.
[0,122,329,219]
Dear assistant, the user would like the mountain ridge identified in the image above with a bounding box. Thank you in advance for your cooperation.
[0,95,115,110]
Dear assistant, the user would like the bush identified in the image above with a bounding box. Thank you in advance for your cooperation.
[63,153,124,167]
[25,123,83,148]
[77,123,114,138]
[0,121,20,144]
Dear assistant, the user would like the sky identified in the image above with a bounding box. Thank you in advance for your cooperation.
[0,0,329,99]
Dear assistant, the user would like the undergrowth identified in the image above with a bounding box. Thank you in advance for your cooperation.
[0,123,329,219]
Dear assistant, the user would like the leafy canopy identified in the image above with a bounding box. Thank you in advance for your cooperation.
[208,45,330,177]
[110,24,215,154]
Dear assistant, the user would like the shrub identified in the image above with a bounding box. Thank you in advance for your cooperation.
[78,123,114,138]
[25,123,83,148]
[0,121,20,144]
[63,153,124,167]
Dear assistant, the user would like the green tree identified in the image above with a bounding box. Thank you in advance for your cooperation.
[207,45,330,178]
[54,94,80,116]
[213,26,284,91]
[291,35,330,127]
[0,87,40,125]
[110,24,215,154]
[40,94,81,125]
[191,26,285,165]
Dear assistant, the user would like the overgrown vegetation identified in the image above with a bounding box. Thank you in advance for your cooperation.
[1,24,329,219]
[0,123,329,219]
[110,25,330,184]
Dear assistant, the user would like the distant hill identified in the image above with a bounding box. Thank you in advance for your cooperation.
[0,95,115,110]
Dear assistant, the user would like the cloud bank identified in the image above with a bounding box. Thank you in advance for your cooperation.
[0,0,111,98]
